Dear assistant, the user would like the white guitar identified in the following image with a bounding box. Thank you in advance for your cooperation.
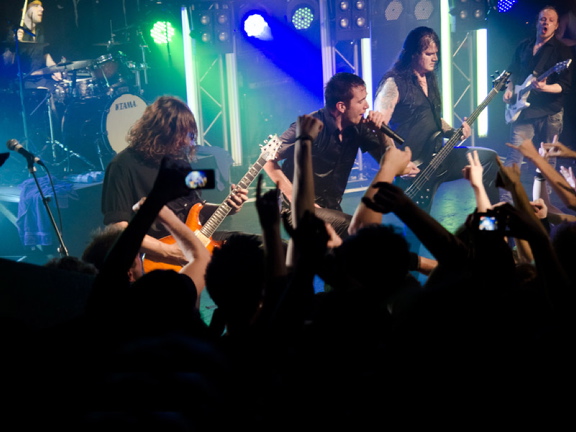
[505,59,572,124]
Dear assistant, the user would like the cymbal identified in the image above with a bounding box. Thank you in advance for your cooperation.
[27,59,94,76]
[112,24,137,33]
[1,41,50,48]
[92,41,127,47]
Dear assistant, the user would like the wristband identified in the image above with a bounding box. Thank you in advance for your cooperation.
[295,134,314,142]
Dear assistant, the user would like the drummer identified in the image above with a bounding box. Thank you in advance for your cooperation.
[1,1,63,90]
[19,0,63,89]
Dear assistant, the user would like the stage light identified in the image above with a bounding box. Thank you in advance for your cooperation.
[384,0,403,21]
[414,0,434,21]
[243,12,272,40]
[496,0,516,13]
[289,2,316,30]
[150,21,175,44]
[450,0,488,31]
[332,0,370,41]
[190,3,234,54]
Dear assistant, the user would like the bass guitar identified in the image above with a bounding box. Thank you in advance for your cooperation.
[143,134,282,273]
[396,70,510,211]
[505,59,572,124]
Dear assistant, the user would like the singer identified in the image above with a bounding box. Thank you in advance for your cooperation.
[263,72,415,239]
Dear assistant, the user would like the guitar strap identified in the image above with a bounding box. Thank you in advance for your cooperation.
[532,41,555,79]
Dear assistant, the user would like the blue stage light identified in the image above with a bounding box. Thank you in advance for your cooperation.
[496,0,517,13]
[242,12,273,40]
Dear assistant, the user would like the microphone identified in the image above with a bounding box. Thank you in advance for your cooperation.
[6,139,45,166]
[379,123,405,145]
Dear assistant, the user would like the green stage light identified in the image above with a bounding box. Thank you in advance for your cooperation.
[150,21,175,44]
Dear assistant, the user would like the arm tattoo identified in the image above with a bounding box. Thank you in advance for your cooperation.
[375,78,399,112]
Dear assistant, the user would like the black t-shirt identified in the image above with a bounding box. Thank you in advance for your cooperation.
[102,147,203,239]
[276,108,384,211]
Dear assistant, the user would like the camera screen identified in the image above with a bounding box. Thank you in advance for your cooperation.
[185,169,215,189]
[478,215,498,231]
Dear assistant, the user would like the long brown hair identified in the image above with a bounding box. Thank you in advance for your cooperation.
[127,95,198,163]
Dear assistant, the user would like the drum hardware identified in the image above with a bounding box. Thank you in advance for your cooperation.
[60,93,148,171]
[49,140,97,172]
[26,59,94,77]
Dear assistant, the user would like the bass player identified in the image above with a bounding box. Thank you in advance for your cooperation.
[374,26,500,214]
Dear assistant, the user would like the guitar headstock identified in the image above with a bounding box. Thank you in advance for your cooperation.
[555,59,572,73]
[491,70,511,91]
[260,134,282,161]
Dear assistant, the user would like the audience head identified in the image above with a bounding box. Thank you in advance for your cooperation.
[82,225,144,282]
[44,255,98,275]
[329,224,412,298]
[205,234,267,334]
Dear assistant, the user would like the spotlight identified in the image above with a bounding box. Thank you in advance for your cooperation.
[150,21,175,44]
[190,3,234,54]
[450,0,488,31]
[384,0,403,21]
[414,0,434,21]
[287,1,319,31]
[243,13,273,40]
[495,0,517,13]
[332,0,370,41]
[291,6,315,30]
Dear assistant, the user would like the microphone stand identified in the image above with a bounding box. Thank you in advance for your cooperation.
[13,27,31,146]
[27,161,69,257]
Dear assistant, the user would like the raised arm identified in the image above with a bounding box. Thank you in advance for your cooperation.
[462,150,492,213]
[349,144,413,234]
[510,139,576,211]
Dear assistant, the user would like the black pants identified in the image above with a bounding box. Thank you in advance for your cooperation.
[281,200,353,240]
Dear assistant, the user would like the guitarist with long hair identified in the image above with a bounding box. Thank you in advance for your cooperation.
[374,26,500,214]
[101,95,249,269]
[501,5,573,203]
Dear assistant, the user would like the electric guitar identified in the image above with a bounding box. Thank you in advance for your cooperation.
[505,59,572,124]
[143,134,282,273]
[396,70,510,212]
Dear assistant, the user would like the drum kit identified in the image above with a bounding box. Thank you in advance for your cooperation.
[16,33,150,174]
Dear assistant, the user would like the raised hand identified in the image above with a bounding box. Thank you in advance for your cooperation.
[560,165,576,189]
[255,174,281,230]
[296,114,324,142]
[495,157,522,192]
[543,141,576,159]
[462,150,484,189]
[361,181,410,215]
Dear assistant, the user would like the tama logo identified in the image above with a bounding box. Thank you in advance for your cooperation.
[115,100,138,111]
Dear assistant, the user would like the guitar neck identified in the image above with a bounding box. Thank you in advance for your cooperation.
[199,153,267,238]
[432,84,501,163]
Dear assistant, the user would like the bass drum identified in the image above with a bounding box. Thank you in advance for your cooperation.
[61,93,148,171]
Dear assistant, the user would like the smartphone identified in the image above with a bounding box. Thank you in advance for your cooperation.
[185,169,215,189]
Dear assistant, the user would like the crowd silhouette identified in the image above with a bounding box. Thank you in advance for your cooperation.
[2,114,576,429]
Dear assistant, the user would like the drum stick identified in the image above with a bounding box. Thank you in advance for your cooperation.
[20,0,29,27]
